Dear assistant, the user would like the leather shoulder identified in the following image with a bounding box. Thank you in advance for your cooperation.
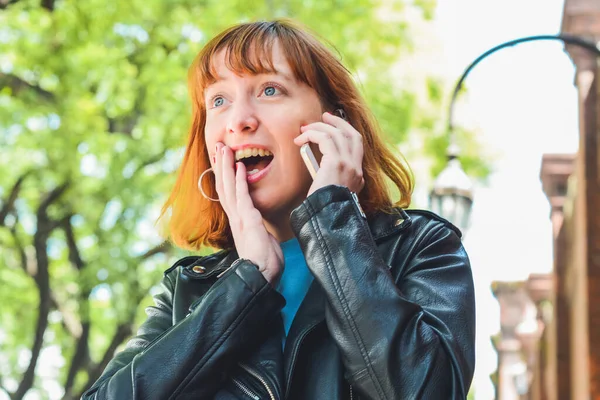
[403,209,462,238]
[162,249,232,278]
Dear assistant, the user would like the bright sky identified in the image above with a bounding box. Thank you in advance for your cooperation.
[434,0,578,398]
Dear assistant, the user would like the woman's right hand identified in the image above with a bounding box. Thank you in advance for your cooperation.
[213,142,284,285]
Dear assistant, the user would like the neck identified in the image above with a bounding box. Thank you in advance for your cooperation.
[258,189,309,243]
[263,215,295,243]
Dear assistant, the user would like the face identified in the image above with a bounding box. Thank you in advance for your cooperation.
[203,42,324,219]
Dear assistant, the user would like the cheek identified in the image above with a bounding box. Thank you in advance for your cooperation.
[283,147,311,181]
[203,120,222,151]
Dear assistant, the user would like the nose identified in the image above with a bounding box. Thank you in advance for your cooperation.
[226,101,258,135]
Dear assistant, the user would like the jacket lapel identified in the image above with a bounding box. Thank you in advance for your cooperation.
[282,279,326,395]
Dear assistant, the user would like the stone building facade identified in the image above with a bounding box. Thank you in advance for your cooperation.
[491,0,600,398]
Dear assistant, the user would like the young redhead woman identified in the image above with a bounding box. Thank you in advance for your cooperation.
[83,20,475,400]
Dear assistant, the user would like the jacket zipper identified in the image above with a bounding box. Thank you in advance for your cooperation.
[232,377,260,400]
[239,363,276,400]
[284,322,321,397]
[350,384,354,400]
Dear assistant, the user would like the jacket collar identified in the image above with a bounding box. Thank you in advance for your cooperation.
[368,207,411,241]
[178,248,238,279]
[178,208,411,278]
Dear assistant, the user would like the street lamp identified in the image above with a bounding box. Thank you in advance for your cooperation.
[429,144,473,233]
[430,34,600,234]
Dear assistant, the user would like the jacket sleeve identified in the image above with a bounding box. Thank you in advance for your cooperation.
[81,260,284,400]
[290,185,475,400]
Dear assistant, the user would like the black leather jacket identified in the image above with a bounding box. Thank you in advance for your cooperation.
[82,185,475,400]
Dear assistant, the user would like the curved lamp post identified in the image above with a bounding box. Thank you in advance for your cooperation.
[430,34,600,234]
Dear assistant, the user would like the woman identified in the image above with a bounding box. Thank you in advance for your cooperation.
[83,19,475,400]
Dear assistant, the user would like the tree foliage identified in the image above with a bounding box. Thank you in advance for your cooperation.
[0,0,486,398]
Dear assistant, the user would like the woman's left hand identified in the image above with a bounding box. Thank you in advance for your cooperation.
[294,112,365,196]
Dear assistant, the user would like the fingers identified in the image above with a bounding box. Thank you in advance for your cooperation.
[214,142,238,218]
[220,145,237,208]
[295,112,365,194]
[235,161,261,222]
[214,143,263,226]
[297,122,351,156]
[294,112,364,165]
[294,127,341,161]
[213,143,226,210]
[322,112,364,169]
[295,113,363,162]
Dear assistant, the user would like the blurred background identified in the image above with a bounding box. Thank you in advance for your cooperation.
[1,0,598,399]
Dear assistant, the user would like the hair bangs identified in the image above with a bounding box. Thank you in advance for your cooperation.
[195,22,321,98]
[197,25,280,92]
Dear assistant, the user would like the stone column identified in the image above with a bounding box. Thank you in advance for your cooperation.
[492,282,539,400]
[540,154,575,400]
[525,273,554,400]
[561,0,600,397]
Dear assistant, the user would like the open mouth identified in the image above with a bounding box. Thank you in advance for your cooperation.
[235,148,274,176]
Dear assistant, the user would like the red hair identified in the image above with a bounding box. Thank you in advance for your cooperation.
[159,19,413,250]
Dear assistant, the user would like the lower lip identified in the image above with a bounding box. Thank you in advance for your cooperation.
[246,160,273,184]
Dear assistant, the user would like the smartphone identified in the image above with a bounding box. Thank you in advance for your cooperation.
[300,108,347,179]
[300,143,320,179]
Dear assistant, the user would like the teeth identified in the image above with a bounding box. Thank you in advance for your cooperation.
[247,169,260,176]
[235,148,272,161]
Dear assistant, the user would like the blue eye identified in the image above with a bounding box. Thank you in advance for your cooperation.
[212,97,224,108]
[264,86,277,96]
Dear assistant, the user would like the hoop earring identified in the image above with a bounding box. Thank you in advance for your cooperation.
[198,168,219,202]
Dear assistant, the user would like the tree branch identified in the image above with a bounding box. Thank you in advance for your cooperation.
[137,240,172,261]
[133,151,168,176]
[12,226,83,341]
[62,215,84,270]
[107,114,139,136]
[62,321,90,399]
[0,371,9,397]
[12,184,69,400]
[106,78,145,136]
[49,293,82,339]
[0,73,53,101]
[0,172,30,227]
[12,242,50,400]
[0,0,20,10]
[60,215,93,398]
[74,266,161,398]
[75,323,133,399]
[36,183,69,223]
[40,0,54,11]
[10,216,83,339]
[9,223,28,274]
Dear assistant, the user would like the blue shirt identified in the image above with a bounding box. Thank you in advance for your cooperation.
[277,238,314,345]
